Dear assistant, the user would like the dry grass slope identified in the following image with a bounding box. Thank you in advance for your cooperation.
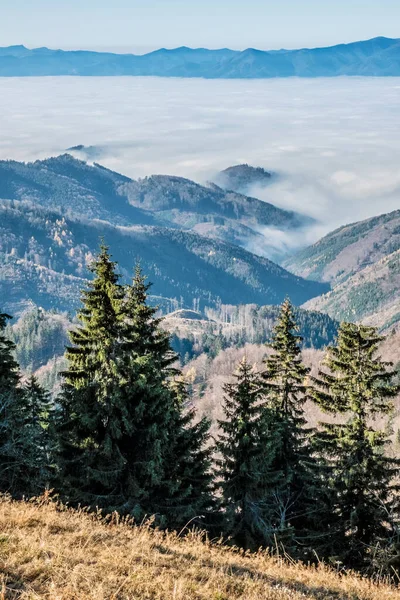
[0,498,399,600]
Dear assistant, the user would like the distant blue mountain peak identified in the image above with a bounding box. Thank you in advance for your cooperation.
[0,37,400,77]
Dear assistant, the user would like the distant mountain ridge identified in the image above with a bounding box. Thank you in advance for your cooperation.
[303,249,400,330]
[284,209,400,285]
[1,37,400,78]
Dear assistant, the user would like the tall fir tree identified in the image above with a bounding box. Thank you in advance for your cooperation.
[119,265,213,526]
[0,311,22,494]
[54,243,128,509]
[0,313,19,392]
[23,375,53,489]
[310,322,400,570]
[0,314,49,497]
[215,357,277,549]
[55,254,212,526]
[261,299,318,550]
[153,375,214,529]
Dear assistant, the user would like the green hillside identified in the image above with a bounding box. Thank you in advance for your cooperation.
[284,210,400,327]
[304,249,400,329]
[284,209,400,285]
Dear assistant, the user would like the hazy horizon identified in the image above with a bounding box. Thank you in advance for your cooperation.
[2,0,400,52]
[2,33,399,55]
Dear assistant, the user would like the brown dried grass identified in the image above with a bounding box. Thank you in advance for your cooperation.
[0,496,398,600]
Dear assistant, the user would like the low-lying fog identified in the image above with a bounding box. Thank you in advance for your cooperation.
[1,75,399,249]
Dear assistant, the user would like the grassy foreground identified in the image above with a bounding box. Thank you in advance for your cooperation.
[0,498,399,600]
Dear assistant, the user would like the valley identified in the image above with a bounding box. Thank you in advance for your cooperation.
[2,153,399,332]
[0,155,324,316]
[3,3,400,591]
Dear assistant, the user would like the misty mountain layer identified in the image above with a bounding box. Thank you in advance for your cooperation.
[0,154,310,259]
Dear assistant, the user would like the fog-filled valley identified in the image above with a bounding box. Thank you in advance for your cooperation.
[2,76,400,244]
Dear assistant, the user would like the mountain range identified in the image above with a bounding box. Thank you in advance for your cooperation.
[2,153,399,333]
[0,155,307,258]
[0,155,326,316]
[0,199,326,315]
[1,37,400,78]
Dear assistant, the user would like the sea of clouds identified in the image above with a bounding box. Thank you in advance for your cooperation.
[1,75,399,253]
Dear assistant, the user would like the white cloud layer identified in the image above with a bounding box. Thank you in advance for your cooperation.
[1,76,399,248]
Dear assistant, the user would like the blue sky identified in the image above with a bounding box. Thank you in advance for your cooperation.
[2,0,400,52]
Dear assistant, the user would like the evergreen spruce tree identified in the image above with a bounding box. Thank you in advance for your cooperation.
[310,322,400,570]
[56,255,213,526]
[54,243,127,509]
[261,299,318,550]
[119,265,213,526]
[0,314,49,497]
[23,375,53,489]
[0,311,22,494]
[215,357,276,549]
[0,313,19,392]
[154,375,214,529]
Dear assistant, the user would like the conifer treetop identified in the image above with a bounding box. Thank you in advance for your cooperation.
[123,262,176,370]
[263,298,309,411]
[63,242,124,386]
[311,321,398,415]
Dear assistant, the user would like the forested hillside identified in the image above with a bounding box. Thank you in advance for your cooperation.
[0,200,327,315]
[284,209,400,327]
[5,302,338,387]
[304,249,400,329]
[6,307,70,372]
[284,209,400,284]
[166,303,338,364]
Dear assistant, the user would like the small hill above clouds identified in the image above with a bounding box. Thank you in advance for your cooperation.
[0,155,310,260]
[1,37,400,77]
[213,164,274,194]
[284,209,400,328]
[66,144,107,161]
